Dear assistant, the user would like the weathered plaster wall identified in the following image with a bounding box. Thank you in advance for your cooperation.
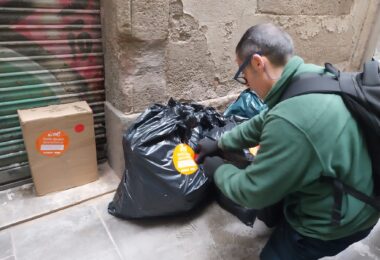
[102,0,380,114]
[181,0,380,81]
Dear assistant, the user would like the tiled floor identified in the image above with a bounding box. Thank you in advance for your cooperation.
[0,162,379,260]
[1,191,379,260]
[0,163,119,230]
[94,194,269,260]
[0,193,271,260]
[0,230,12,259]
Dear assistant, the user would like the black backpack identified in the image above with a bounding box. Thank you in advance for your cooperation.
[280,59,380,225]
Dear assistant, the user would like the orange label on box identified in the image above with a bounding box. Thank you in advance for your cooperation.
[36,130,69,157]
[172,144,198,175]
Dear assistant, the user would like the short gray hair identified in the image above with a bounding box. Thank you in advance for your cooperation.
[236,23,294,66]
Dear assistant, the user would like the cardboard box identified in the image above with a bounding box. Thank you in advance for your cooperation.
[18,101,99,195]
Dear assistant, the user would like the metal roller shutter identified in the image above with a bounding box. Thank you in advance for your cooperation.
[0,0,106,189]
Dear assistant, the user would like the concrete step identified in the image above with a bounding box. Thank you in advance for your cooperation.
[0,162,120,230]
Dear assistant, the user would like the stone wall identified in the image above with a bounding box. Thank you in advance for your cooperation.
[102,0,380,115]
[101,0,380,177]
[376,39,380,61]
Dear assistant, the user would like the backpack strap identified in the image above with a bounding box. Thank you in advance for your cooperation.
[280,63,363,103]
[280,67,380,226]
[320,176,344,226]
[363,60,380,86]
[279,73,341,102]
[325,62,340,78]
[338,180,380,210]
[321,176,380,226]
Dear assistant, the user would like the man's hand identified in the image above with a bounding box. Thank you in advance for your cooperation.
[203,156,224,179]
[195,138,221,164]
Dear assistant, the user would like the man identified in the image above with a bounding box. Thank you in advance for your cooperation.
[196,23,379,259]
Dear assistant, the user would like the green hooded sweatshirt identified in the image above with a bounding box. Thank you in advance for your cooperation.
[215,56,379,240]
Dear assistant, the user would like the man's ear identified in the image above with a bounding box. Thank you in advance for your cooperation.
[251,54,264,71]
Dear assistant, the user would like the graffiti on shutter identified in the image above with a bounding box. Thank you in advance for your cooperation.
[0,0,106,187]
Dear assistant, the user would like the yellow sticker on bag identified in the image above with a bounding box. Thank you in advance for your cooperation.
[249,145,260,156]
[173,144,198,175]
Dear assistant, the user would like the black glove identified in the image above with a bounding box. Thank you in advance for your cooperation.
[203,156,224,179]
[195,138,221,164]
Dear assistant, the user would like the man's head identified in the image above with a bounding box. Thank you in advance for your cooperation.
[234,23,294,99]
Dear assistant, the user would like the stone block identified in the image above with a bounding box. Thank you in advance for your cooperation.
[166,40,219,102]
[101,0,132,41]
[102,0,134,113]
[105,102,140,178]
[131,72,168,112]
[125,43,168,112]
[104,51,134,113]
[116,0,132,37]
[131,0,170,41]
[257,0,353,15]
[105,41,167,113]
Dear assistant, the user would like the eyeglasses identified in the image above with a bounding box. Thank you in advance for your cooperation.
[233,51,262,85]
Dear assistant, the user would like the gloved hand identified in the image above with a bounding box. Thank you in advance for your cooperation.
[195,138,221,164]
[203,156,224,179]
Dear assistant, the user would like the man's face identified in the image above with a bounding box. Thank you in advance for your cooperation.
[235,54,268,99]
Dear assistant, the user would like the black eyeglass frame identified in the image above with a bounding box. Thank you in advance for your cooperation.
[233,51,263,85]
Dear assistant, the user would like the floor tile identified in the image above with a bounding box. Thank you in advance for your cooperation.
[0,230,12,259]
[5,188,377,260]
[0,162,119,229]
[95,194,269,260]
[94,194,221,260]
[11,203,121,260]
[0,256,16,260]
[189,201,270,260]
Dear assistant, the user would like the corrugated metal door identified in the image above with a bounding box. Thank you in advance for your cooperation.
[0,0,106,188]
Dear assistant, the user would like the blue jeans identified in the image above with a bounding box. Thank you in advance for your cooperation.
[260,221,373,260]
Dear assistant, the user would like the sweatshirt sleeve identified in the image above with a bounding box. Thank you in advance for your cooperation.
[214,115,321,209]
[218,109,267,151]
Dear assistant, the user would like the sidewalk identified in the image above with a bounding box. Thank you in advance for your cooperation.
[0,164,379,260]
[0,192,271,260]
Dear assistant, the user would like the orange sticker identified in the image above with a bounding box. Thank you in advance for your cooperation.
[172,144,198,175]
[36,130,69,157]
[249,145,260,156]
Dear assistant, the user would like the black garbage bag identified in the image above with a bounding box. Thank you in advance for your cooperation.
[108,99,228,219]
[204,118,254,168]
[204,120,257,227]
[224,89,267,119]
[215,186,257,227]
